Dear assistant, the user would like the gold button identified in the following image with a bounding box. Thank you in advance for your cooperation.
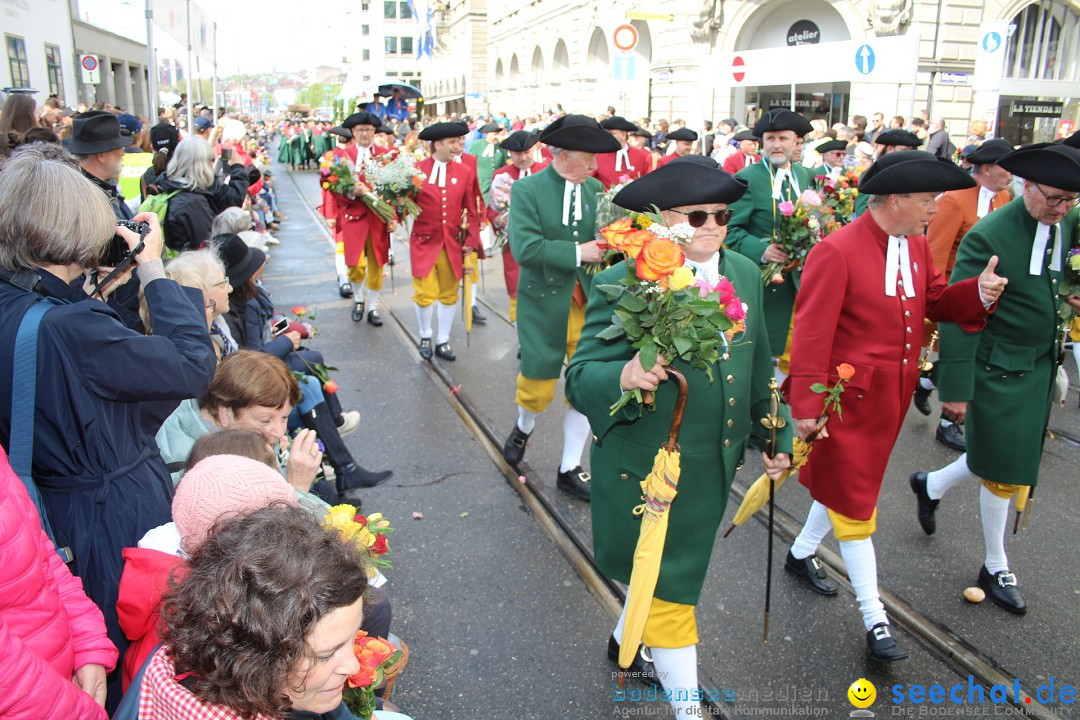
[906,327,912,333]
[728,398,736,407]
[727,419,734,428]
[905,343,911,350]
[724,438,731,447]
[904,311,911,317]
[726,374,734,384]
[620,473,629,481]
[902,359,908,365]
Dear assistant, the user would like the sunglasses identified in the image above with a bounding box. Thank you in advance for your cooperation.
[670,208,734,228]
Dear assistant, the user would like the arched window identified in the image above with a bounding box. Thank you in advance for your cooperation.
[1004,1,1080,81]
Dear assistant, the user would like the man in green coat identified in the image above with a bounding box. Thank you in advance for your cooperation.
[501,115,618,500]
[911,143,1080,615]
[726,109,814,369]
[466,122,508,197]
[566,156,792,716]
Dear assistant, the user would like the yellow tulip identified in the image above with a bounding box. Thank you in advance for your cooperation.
[1069,253,1080,272]
[668,266,695,292]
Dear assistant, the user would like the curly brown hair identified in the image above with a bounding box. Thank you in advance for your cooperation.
[160,505,369,718]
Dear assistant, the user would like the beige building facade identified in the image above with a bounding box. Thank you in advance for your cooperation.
[430,0,1079,144]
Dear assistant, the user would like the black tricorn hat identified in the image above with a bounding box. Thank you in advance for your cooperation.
[873,129,921,147]
[63,111,134,154]
[539,114,620,153]
[478,122,501,134]
[965,138,1013,166]
[328,125,352,140]
[342,112,378,129]
[667,128,699,142]
[733,129,758,142]
[418,121,470,141]
[752,109,813,138]
[214,233,267,287]
[500,130,538,152]
[996,143,1080,192]
[600,115,638,132]
[859,150,976,195]
[1060,129,1079,149]
[816,139,847,154]
[613,155,749,211]
[630,129,653,139]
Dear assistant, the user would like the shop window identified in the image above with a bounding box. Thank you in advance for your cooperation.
[6,35,29,88]
[1005,0,1080,81]
[45,44,64,98]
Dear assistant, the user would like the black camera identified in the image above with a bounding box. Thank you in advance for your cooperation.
[101,220,151,266]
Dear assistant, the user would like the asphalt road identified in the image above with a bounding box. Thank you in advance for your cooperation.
[265,153,1079,719]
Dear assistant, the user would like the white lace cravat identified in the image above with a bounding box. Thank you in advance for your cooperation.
[885,235,916,298]
[685,252,720,285]
[976,186,996,218]
[482,143,495,158]
[520,168,530,178]
[562,181,583,226]
[1029,223,1062,276]
[429,160,447,188]
[615,147,634,172]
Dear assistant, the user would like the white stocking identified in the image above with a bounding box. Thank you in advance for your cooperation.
[559,407,592,473]
[980,485,1011,574]
[414,304,433,340]
[650,645,700,718]
[516,406,538,435]
[791,501,833,560]
[839,537,887,630]
[927,453,978,500]
[435,303,455,345]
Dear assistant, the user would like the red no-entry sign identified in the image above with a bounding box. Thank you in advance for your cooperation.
[732,56,745,83]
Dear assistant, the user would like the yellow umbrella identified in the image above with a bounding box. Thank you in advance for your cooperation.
[1013,485,1032,534]
[619,367,688,671]
[462,253,475,346]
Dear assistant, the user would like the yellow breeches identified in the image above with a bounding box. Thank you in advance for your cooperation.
[514,302,586,412]
[827,507,878,542]
[642,597,699,648]
[509,296,518,324]
[346,238,384,290]
[776,313,796,375]
[981,480,1020,500]
[412,248,458,307]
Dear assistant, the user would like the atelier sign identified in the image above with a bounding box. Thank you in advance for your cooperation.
[787,20,821,46]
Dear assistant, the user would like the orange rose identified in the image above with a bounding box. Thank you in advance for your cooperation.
[836,363,855,381]
[635,236,685,283]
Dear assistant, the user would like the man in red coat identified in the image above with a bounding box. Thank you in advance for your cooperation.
[452,125,490,325]
[487,130,547,324]
[721,129,760,174]
[328,112,393,325]
[594,116,652,189]
[655,127,698,168]
[411,122,482,361]
[782,151,1007,662]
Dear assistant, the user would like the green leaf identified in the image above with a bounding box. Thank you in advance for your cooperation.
[596,325,626,340]
[639,344,658,372]
[809,383,828,393]
[620,293,648,313]
[598,284,625,302]
[673,335,693,357]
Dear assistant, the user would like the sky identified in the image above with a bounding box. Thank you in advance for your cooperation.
[76,0,350,75]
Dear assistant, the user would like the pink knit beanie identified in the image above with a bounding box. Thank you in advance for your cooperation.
[173,454,298,553]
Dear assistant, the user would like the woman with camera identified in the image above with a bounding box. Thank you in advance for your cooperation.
[0,146,217,711]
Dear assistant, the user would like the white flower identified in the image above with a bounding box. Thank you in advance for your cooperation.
[649,222,696,245]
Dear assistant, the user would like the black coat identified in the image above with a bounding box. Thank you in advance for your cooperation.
[153,164,250,251]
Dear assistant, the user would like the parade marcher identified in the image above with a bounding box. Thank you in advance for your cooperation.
[628,128,653,152]
[410,122,482,360]
[816,139,848,179]
[852,128,922,218]
[500,115,618,501]
[721,129,761,174]
[322,125,356,298]
[655,127,698,168]
[913,138,1013,449]
[726,109,814,372]
[466,121,508,197]
[566,156,792,716]
[328,112,393,325]
[488,130,547,325]
[594,116,652,189]
[910,143,1080,616]
[783,151,1005,661]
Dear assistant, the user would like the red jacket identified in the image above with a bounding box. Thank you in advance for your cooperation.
[722,150,760,175]
[329,144,392,267]
[410,156,482,280]
[487,163,545,295]
[785,212,990,520]
[655,152,688,168]
[116,547,186,691]
[0,445,117,720]
[593,146,652,188]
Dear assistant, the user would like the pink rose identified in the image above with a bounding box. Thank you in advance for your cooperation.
[725,301,747,322]
[800,189,823,207]
[778,201,796,216]
[714,277,736,304]
[694,277,713,299]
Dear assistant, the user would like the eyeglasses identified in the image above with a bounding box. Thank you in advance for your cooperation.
[205,299,218,311]
[670,208,734,228]
[1034,184,1080,209]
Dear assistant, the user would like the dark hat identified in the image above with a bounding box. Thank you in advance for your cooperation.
[600,116,638,132]
[246,165,262,186]
[873,129,921,147]
[373,124,392,135]
[478,122,501,134]
[63,111,134,154]
[500,130,538,152]
[539,114,620,153]
[1061,130,1079,149]
[859,150,976,195]
[117,113,142,135]
[149,121,180,156]
[733,129,758,142]
[667,128,699,142]
[965,138,1013,166]
[752,109,813,138]
[328,125,352,141]
[720,118,739,128]
[959,144,981,159]
[214,233,267,287]
[613,155,749,211]
[419,121,470,141]
[816,139,847,154]
[629,129,653,140]
[342,112,378,129]
[996,143,1080,192]
[192,116,213,132]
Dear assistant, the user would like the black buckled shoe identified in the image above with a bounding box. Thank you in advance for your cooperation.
[936,421,966,451]
[471,305,487,324]
[367,309,383,326]
[339,282,354,298]
[607,635,661,688]
[435,342,456,361]
[913,384,932,416]
[503,425,530,465]
[784,550,839,596]
[909,471,939,535]
[351,301,365,323]
[418,338,433,360]
[978,566,1027,615]
[866,622,908,662]
[557,466,591,501]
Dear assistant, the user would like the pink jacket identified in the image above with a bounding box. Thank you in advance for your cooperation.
[0,445,118,719]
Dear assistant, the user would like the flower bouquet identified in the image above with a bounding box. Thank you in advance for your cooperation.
[596,210,747,416]
[364,150,426,219]
[324,504,395,569]
[319,151,396,224]
[762,189,826,286]
[341,631,403,719]
[488,171,515,253]
[813,170,859,231]
[1057,247,1080,322]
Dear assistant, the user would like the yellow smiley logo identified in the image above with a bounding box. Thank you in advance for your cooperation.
[848,678,876,708]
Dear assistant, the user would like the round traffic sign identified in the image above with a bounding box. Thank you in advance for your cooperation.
[613,24,638,52]
[81,55,98,72]
[732,55,745,83]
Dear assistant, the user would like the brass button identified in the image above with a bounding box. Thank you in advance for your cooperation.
[904,311,911,317]
[724,438,731,447]
[728,398,736,407]
[620,473,629,481]
[905,343,911,350]
[573,231,579,237]
[906,327,912,333]
[726,374,734,384]
[727,419,734,428]
[902,358,908,365]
